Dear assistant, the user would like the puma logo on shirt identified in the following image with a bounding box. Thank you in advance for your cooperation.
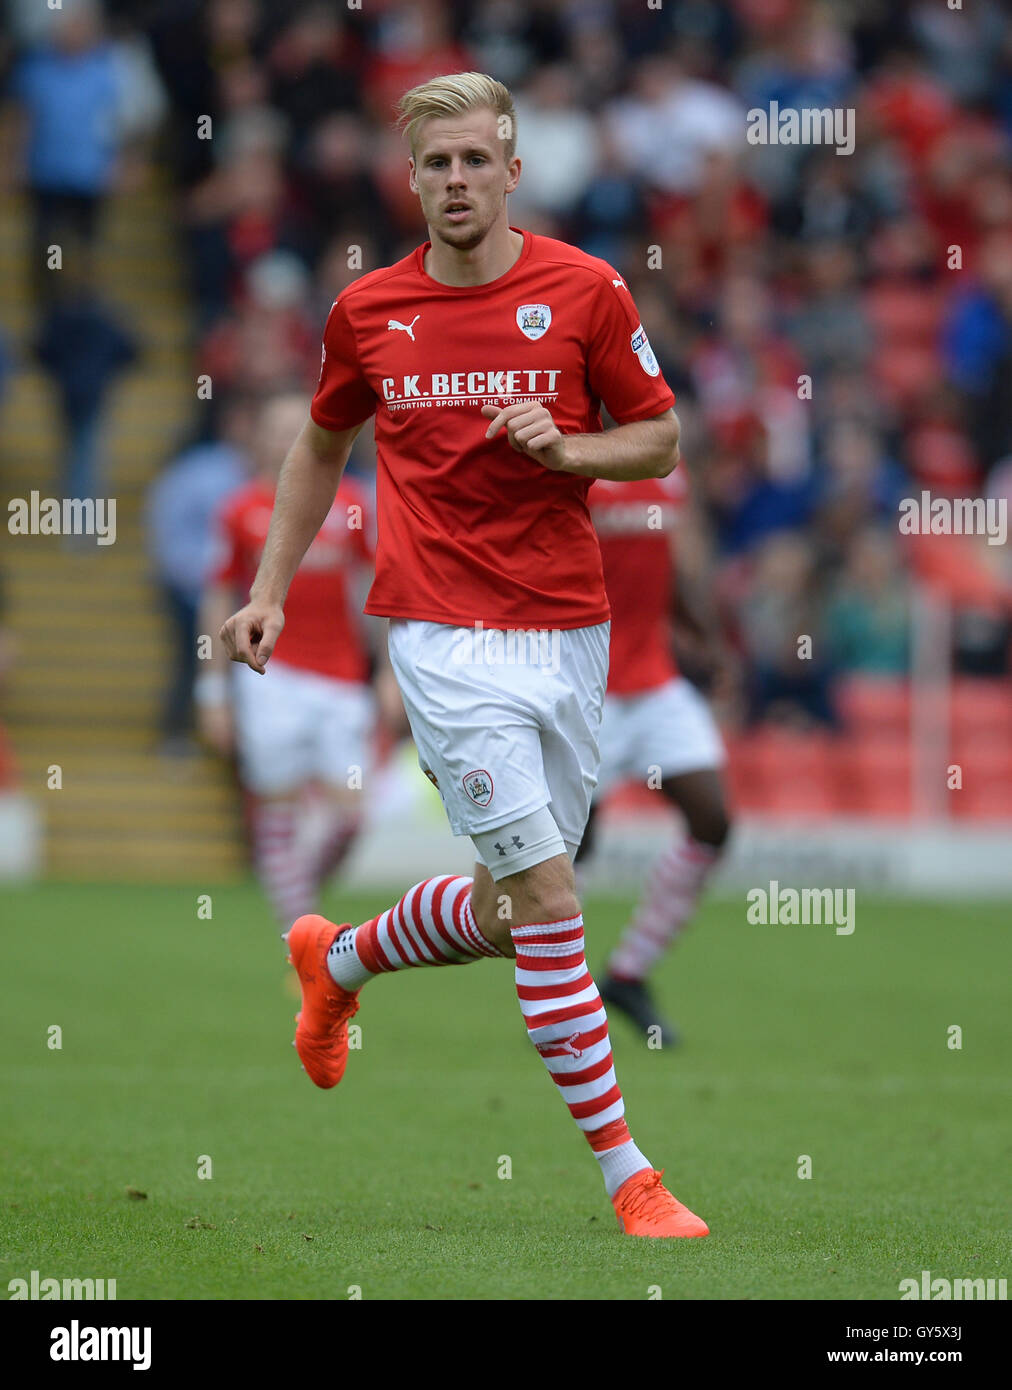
[387,314,421,341]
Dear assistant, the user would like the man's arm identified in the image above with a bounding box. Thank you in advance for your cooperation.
[481,404,679,481]
[219,416,365,672]
[194,581,238,753]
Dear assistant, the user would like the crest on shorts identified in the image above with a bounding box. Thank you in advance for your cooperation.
[516,303,551,340]
[462,768,494,806]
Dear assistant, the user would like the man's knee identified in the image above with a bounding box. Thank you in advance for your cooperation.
[471,852,580,953]
[663,772,732,849]
[504,854,579,924]
[470,863,508,951]
[688,803,732,849]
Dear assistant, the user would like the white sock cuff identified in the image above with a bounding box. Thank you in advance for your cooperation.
[326,925,374,990]
[596,1140,652,1198]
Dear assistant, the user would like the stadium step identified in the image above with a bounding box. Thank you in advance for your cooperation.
[0,165,245,880]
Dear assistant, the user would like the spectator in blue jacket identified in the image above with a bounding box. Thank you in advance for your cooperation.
[11,0,121,300]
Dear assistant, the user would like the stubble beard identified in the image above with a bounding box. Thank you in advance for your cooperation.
[433,217,493,252]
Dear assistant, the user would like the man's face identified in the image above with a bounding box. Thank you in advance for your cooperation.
[408,107,520,251]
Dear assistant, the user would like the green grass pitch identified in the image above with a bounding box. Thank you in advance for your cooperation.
[1,882,1008,1300]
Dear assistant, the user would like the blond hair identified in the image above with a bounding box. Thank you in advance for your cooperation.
[396,72,517,162]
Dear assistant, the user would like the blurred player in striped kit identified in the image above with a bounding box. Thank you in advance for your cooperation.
[198,390,387,935]
[579,468,733,1045]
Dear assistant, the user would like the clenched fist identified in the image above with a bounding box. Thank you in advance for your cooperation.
[481,401,569,470]
[219,599,285,675]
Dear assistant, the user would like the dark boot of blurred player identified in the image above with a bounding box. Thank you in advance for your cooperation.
[197,391,384,935]
[577,470,734,1045]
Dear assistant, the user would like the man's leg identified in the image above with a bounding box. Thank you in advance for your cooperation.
[161,583,198,742]
[63,408,103,505]
[326,870,502,991]
[290,828,707,1235]
[234,662,318,935]
[607,769,730,982]
[31,189,59,304]
[250,789,316,934]
[286,869,504,1090]
[304,784,363,894]
[470,851,652,1193]
[303,675,374,899]
[286,620,707,1232]
[602,769,731,1043]
[468,835,707,1234]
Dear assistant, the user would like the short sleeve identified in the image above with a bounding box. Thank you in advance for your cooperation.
[585,274,676,425]
[310,296,377,432]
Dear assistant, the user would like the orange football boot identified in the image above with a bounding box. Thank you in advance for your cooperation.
[285,915,360,1089]
[612,1168,709,1237]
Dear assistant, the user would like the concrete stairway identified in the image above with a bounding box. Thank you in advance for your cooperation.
[0,166,246,881]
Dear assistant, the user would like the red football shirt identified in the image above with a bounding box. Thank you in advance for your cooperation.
[590,471,687,695]
[213,475,372,682]
[310,228,675,629]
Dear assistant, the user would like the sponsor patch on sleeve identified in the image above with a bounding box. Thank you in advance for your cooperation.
[630,323,660,377]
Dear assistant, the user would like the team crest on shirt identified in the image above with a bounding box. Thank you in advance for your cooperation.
[516,303,552,340]
[630,323,660,377]
[462,768,494,806]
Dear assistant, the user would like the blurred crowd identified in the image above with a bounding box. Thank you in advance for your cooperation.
[4,0,1012,738]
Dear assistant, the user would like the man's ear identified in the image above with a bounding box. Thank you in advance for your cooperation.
[505,156,521,195]
[408,156,418,194]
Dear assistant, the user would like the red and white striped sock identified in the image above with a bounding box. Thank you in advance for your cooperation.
[327,875,503,989]
[608,836,719,982]
[513,915,651,1197]
[251,797,315,933]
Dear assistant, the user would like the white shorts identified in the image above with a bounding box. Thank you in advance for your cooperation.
[387,618,609,856]
[232,659,375,797]
[597,677,725,796]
